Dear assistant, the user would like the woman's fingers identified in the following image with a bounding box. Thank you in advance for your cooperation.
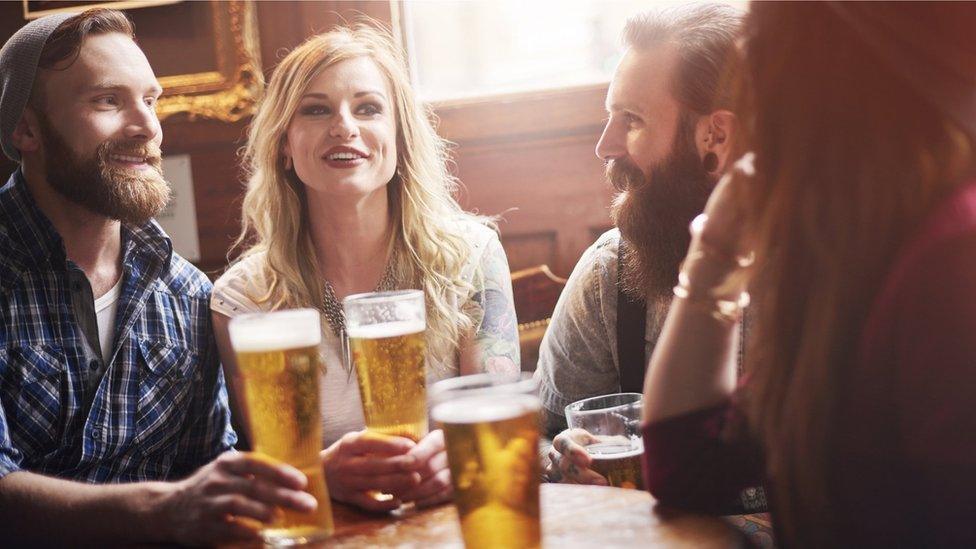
[406,431,449,479]
[406,430,445,465]
[342,471,422,493]
[339,431,417,457]
[339,454,418,476]
[399,468,452,503]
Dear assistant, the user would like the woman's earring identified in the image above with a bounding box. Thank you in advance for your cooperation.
[703,152,719,173]
[284,155,293,171]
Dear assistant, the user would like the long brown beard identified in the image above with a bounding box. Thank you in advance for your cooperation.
[38,114,170,226]
[609,114,714,300]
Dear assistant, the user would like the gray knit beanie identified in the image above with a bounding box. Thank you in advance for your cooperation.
[0,12,77,162]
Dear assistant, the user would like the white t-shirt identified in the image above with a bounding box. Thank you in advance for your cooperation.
[94,277,124,363]
[211,219,518,447]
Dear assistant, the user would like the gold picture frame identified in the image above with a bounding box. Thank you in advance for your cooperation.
[23,0,180,20]
[23,0,263,123]
[155,0,263,123]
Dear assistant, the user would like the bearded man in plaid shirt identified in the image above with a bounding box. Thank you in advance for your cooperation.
[0,9,319,545]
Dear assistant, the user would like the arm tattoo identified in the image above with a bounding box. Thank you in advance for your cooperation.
[469,240,521,373]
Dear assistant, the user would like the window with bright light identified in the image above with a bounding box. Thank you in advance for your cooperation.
[403,1,744,102]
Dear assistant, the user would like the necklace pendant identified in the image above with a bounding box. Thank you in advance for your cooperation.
[340,330,352,372]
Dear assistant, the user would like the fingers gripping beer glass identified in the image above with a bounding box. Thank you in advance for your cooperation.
[565,392,644,490]
[227,309,334,545]
[431,373,542,549]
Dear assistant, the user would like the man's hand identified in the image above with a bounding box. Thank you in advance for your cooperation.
[398,429,453,508]
[545,429,609,485]
[321,430,422,512]
[156,452,317,546]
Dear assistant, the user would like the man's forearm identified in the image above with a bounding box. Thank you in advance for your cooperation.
[0,471,173,545]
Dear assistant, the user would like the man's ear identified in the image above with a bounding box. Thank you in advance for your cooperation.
[695,110,737,177]
[10,108,42,155]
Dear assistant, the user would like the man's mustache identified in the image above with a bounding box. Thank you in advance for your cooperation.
[98,140,163,170]
[605,158,645,193]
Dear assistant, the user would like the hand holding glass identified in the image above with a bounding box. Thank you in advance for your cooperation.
[565,392,644,490]
[227,308,334,545]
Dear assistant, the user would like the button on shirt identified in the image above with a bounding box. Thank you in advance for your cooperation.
[0,170,236,483]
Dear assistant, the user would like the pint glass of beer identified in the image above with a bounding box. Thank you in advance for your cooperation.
[227,309,334,545]
[344,290,428,442]
[431,373,542,549]
[565,392,644,490]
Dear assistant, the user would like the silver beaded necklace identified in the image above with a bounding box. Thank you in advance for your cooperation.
[322,250,398,370]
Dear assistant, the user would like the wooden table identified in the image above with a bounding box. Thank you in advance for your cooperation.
[314,483,747,548]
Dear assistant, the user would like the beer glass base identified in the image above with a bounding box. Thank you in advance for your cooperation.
[261,527,332,546]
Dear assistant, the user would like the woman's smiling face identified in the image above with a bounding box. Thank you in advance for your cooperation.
[283,56,397,198]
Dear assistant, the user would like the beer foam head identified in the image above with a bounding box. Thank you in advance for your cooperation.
[228,308,321,352]
[432,394,540,424]
[345,319,425,339]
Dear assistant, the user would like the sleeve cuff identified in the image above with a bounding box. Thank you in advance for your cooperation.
[0,453,23,479]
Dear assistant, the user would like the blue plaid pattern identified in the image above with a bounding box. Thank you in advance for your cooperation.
[0,170,236,483]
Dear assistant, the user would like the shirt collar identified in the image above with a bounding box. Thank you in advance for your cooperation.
[0,168,173,273]
[0,168,69,269]
[122,219,173,273]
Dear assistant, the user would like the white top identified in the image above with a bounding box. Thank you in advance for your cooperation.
[211,219,518,447]
[94,277,123,363]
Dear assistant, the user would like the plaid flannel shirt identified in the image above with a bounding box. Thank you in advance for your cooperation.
[0,169,236,483]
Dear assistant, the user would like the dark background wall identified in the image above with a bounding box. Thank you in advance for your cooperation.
[0,1,614,279]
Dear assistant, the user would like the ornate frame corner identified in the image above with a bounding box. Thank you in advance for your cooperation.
[155,0,263,123]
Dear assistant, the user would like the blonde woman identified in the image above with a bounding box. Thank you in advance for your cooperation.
[211,24,520,512]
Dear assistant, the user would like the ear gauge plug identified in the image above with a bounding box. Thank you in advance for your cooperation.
[703,152,719,172]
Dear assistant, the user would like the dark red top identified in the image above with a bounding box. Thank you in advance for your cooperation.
[643,180,976,546]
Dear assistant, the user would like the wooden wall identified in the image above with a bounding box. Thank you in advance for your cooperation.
[0,1,614,279]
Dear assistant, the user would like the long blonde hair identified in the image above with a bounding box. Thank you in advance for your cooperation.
[736,4,974,546]
[235,23,485,367]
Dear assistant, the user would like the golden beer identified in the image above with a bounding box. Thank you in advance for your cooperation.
[229,310,334,545]
[586,437,644,490]
[434,393,542,549]
[348,321,428,441]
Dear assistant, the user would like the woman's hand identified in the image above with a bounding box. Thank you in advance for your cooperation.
[544,429,609,486]
[698,153,755,259]
[397,429,454,508]
[683,155,757,297]
[320,431,422,512]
